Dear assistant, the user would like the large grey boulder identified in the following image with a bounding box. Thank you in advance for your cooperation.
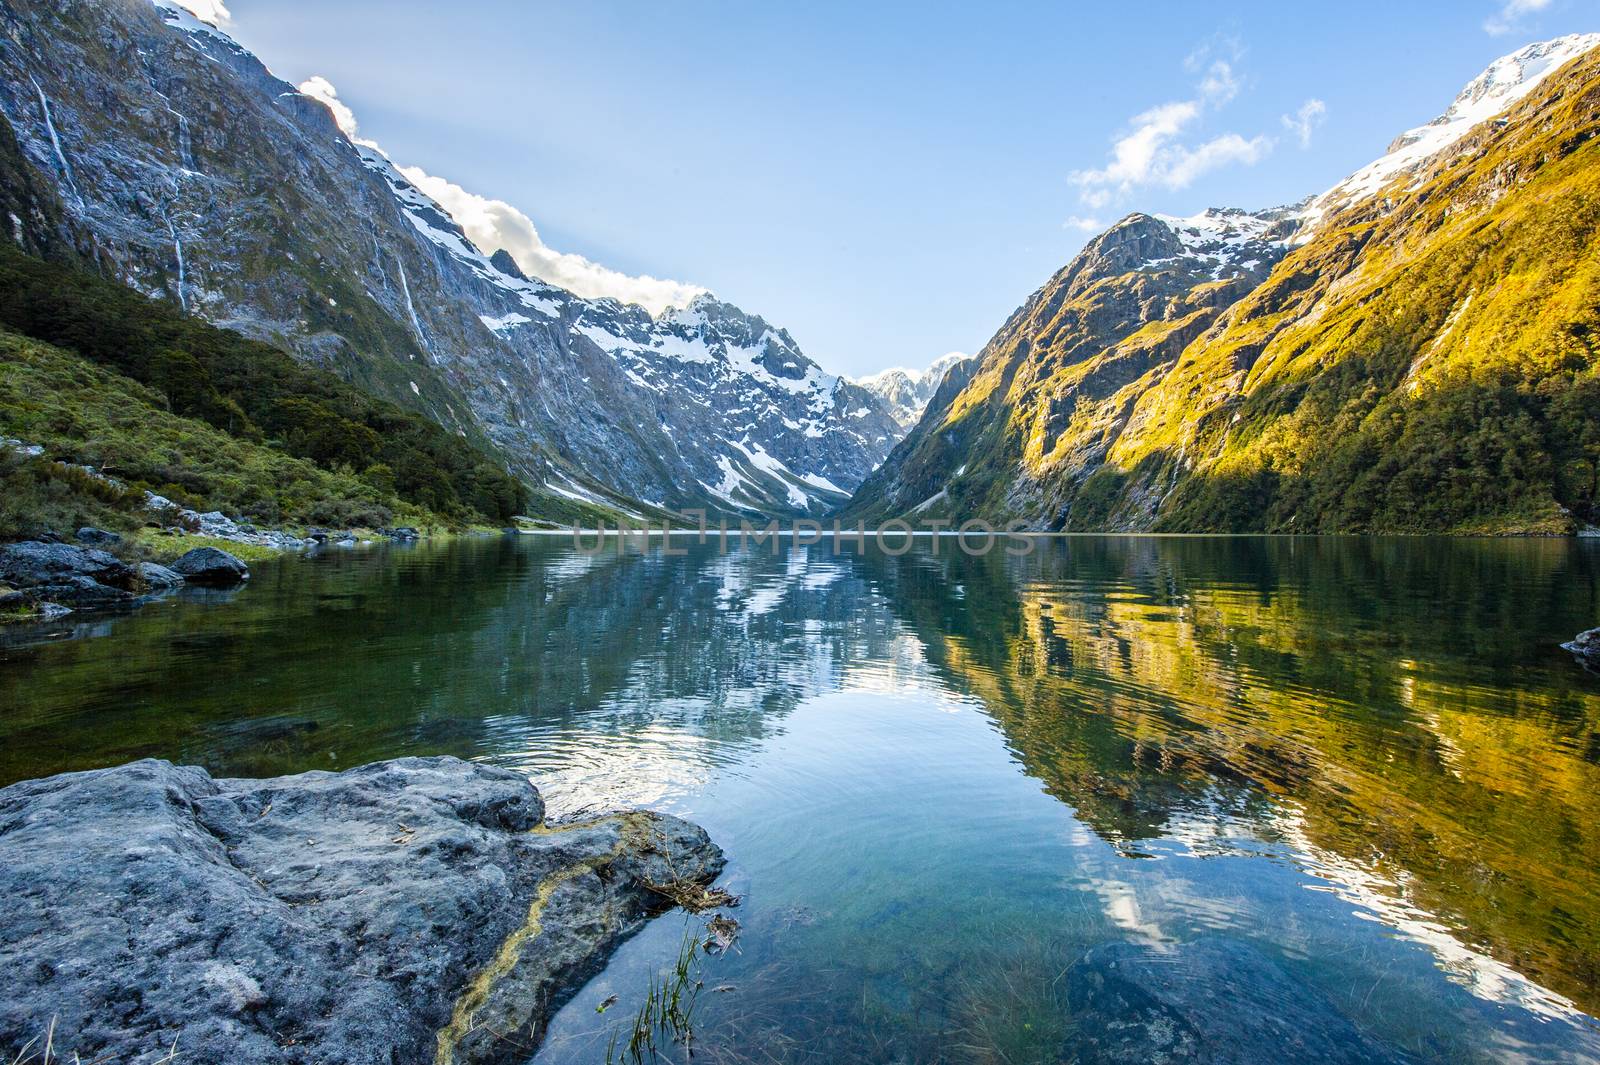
[20,574,135,606]
[169,547,250,585]
[0,757,724,1065]
[0,541,137,605]
[1062,938,1404,1064]
[0,541,133,588]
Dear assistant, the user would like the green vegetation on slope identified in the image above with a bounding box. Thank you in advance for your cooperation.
[1144,59,1600,534]
[0,327,449,539]
[841,215,1280,529]
[0,243,528,527]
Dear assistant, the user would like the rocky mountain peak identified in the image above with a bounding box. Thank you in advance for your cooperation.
[1050,207,1293,303]
[847,26,1600,537]
[488,248,526,281]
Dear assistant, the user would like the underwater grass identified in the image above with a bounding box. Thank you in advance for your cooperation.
[606,926,705,1065]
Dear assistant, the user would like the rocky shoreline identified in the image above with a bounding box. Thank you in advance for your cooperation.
[146,498,425,554]
[0,537,251,623]
[0,515,427,627]
[0,757,724,1065]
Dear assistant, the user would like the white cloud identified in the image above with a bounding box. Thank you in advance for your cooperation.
[398,168,707,314]
[1068,53,1274,207]
[1196,60,1242,107]
[1161,132,1272,187]
[1485,0,1553,35]
[297,76,706,316]
[168,0,231,24]
[1063,215,1105,233]
[298,76,364,143]
[1282,98,1328,149]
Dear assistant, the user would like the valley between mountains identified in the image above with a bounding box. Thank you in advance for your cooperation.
[1,1,1598,537]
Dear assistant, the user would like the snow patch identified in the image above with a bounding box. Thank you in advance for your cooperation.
[480,312,532,334]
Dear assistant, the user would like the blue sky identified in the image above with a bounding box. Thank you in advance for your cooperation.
[213,0,1599,378]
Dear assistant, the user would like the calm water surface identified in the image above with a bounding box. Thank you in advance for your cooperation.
[3,535,1600,1063]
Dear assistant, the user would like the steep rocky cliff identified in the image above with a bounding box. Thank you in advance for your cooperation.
[0,0,899,519]
[846,35,1600,535]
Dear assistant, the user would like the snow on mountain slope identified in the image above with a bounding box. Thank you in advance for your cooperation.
[0,0,900,519]
[855,353,977,431]
[1309,33,1600,222]
[1144,206,1303,276]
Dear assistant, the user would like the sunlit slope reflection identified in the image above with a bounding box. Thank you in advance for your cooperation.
[858,536,1600,1017]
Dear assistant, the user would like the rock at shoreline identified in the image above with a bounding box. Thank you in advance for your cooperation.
[194,510,242,538]
[22,573,135,606]
[1062,938,1404,1064]
[1565,627,1600,663]
[136,561,186,589]
[170,547,250,585]
[0,541,132,587]
[0,542,192,618]
[0,757,724,1065]
[0,588,70,623]
[0,541,137,605]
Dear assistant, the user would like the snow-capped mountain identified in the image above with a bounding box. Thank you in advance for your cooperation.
[0,0,901,519]
[855,353,977,430]
[1308,33,1600,221]
[353,143,900,516]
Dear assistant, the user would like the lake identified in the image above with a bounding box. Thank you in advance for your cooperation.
[3,534,1599,1063]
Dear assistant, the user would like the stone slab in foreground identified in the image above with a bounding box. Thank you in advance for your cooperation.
[0,756,723,1064]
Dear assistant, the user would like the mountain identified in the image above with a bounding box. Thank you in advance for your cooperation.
[0,0,900,521]
[844,204,1299,523]
[845,35,1600,535]
[855,353,977,431]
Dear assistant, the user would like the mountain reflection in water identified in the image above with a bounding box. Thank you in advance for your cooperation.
[2,535,1597,1063]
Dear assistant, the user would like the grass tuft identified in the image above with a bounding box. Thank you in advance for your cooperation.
[6,1016,178,1065]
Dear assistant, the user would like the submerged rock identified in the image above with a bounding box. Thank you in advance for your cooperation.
[169,546,250,585]
[1062,938,1404,1064]
[1564,627,1600,663]
[0,756,723,1065]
